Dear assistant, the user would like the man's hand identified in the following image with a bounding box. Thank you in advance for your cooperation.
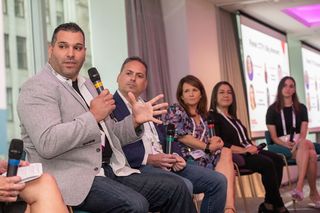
[172,155,186,172]
[208,136,224,152]
[128,92,168,127]
[147,153,177,170]
[90,89,116,122]
[0,176,25,202]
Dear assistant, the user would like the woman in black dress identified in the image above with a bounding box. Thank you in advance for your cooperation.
[209,81,288,213]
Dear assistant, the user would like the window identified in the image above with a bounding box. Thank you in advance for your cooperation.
[56,0,64,25]
[16,36,28,69]
[15,0,25,18]
[6,88,13,121]
[3,0,7,14]
[4,34,10,68]
[45,0,51,24]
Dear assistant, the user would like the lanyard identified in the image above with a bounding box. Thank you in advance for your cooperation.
[191,116,206,142]
[280,107,296,136]
[217,108,250,147]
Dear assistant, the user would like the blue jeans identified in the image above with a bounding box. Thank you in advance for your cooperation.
[74,165,196,213]
[140,165,193,195]
[140,164,227,213]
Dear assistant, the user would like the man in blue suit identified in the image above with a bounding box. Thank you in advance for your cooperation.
[113,56,228,213]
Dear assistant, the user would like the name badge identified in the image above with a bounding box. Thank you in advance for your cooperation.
[189,150,206,160]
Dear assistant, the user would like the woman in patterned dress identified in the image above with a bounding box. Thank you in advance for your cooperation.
[164,75,235,213]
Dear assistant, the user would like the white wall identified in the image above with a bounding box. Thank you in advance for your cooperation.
[89,0,128,93]
[161,0,221,102]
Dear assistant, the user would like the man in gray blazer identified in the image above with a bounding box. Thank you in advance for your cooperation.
[17,22,196,213]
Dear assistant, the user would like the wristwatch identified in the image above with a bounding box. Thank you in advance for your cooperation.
[204,143,210,154]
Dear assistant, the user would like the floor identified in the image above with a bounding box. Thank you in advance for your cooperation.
[235,178,320,213]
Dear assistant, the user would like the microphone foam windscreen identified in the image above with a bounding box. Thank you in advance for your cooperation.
[207,114,214,125]
[167,123,175,136]
[88,67,100,82]
[8,139,23,160]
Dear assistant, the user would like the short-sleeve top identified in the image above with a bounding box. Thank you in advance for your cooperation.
[266,103,308,139]
[163,104,220,168]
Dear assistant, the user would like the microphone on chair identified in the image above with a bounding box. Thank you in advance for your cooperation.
[7,139,24,177]
[166,123,175,154]
[88,67,115,120]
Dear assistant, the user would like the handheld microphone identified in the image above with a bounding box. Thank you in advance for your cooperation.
[245,143,266,156]
[207,115,215,138]
[88,67,104,94]
[88,67,115,120]
[256,143,266,151]
[166,123,175,154]
[289,127,295,143]
[7,139,23,177]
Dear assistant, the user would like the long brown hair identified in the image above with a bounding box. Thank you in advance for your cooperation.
[274,76,300,113]
[176,75,208,117]
[210,81,237,118]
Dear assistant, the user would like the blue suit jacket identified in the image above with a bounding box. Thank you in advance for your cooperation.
[113,91,166,168]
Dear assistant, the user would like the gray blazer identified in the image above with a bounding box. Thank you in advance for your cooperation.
[17,63,141,205]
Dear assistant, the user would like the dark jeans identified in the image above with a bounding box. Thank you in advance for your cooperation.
[74,165,196,213]
[140,164,227,213]
[243,150,284,207]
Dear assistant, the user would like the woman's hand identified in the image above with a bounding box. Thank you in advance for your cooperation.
[208,136,224,152]
[245,145,258,155]
[0,176,25,202]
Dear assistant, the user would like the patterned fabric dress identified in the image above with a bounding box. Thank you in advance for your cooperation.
[163,103,220,169]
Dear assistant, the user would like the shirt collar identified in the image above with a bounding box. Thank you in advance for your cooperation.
[48,63,85,87]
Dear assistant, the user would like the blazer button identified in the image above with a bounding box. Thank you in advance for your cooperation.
[94,167,99,171]
[96,148,101,152]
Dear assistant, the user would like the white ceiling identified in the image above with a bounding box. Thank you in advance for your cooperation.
[211,0,320,49]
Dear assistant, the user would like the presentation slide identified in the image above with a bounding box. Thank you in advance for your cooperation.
[302,45,320,131]
[239,15,290,137]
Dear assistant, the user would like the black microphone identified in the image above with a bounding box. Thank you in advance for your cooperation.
[256,143,266,151]
[207,115,216,138]
[88,67,115,120]
[166,123,175,154]
[7,139,23,177]
[88,67,105,94]
[289,127,295,143]
[245,143,266,156]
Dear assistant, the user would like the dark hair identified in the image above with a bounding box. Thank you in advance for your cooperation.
[51,22,85,45]
[120,56,148,77]
[210,81,237,118]
[274,76,300,113]
[176,75,207,117]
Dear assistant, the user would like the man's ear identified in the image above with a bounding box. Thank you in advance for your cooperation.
[116,73,120,83]
[48,45,53,59]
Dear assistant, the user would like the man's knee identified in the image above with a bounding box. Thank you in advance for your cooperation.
[122,195,149,213]
[161,174,190,194]
[183,178,193,195]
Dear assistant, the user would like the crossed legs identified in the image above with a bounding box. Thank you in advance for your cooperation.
[295,139,320,202]
[20,173,68,213]
[215,148,235,212]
